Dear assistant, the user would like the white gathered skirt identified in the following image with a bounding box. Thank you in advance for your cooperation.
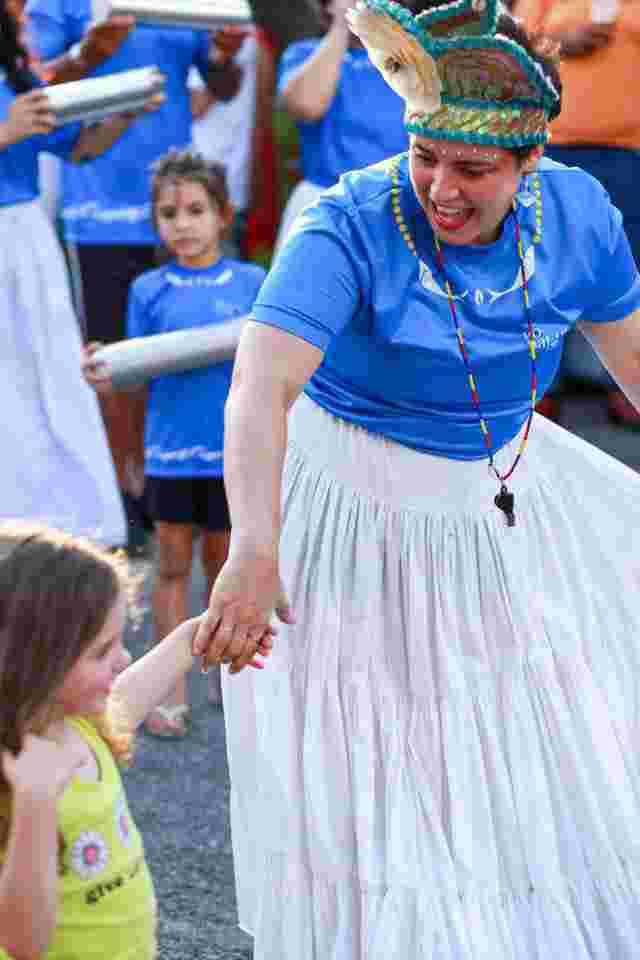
[0,201,125,545]
[223,393,640,959]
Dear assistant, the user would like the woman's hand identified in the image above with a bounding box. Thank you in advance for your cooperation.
[81,342,113,394]
[193,539,295,675]
[2,735,84,802]
[1,90,55,146]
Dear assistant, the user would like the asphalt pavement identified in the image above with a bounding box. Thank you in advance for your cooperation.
[122,389,639,960]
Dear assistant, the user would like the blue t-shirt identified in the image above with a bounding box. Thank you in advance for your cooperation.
[127,257,265,477]
[278,39,408,189]
[0,73,80,206]
[254,156,640,460]
[26,0,211,245]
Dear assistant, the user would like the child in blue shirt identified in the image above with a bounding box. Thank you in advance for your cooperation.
[84,150,266,736]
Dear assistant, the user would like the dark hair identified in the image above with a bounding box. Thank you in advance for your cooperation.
[0,1,35,93]
[0,523,134,783]
[150,148,231,228]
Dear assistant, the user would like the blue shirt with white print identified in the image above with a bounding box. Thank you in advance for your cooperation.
[126,257,265,477]
[0,74,80,206]
[254,155,640,460]
[278,39,408,188]
[26,0,211,245]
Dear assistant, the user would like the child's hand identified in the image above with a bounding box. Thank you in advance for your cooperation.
[2,734,84,801]
[81,341,113,394]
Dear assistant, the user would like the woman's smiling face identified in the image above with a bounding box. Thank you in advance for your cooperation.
[409,135,542,246]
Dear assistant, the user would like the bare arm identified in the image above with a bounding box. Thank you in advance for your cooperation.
[111,619,198,730]
[0,739,84,960]
[40,17,135,85]
[192,321,324,667]
[0,792,59,960]
[205,27,247,102]
[578,309,640,409]
[70,111,138,164]
[279,18,351,122]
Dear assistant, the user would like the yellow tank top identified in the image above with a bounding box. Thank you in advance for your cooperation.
[0,717,157,959]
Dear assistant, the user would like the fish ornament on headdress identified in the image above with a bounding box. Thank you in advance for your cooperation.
[346,0,560,146]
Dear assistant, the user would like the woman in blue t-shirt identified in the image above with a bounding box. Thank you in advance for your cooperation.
[84,149,266,737]
[0,0,157,546]
[193,2,640,957]
[274,0,408,253]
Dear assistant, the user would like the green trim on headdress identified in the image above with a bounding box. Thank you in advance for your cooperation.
[347,0,560,148]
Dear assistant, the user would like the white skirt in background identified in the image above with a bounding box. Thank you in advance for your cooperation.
[223,393,640,959]
[0,201,125,545]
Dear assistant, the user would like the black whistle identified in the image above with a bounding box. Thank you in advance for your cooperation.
[494,484,516,526]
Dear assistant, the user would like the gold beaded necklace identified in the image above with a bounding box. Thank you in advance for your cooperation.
[389,153,542,527]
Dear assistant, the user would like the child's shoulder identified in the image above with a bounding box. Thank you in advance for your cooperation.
[67,715,102,747]
[225,258,267,290]
[129,262,175,302]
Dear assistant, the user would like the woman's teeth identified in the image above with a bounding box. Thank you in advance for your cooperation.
[432,203,473,230]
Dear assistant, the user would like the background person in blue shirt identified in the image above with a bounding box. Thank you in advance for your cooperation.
[273,0,408,252]
[0,0,160,548]
[192,3,640,956]
[84,150,266,738]
[26,0,245,553]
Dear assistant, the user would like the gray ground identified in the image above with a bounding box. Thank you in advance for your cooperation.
[122,390,640,960]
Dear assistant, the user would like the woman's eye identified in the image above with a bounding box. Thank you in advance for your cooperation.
[385,58,401,75]
[159,209,175,220]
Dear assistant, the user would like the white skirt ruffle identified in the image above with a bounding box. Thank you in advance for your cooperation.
[0,201,125,545]
[223,393,640,959]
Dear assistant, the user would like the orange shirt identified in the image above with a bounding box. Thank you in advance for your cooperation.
[518,0,640,148]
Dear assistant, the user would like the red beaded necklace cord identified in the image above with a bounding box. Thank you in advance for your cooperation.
[389,153,541,526]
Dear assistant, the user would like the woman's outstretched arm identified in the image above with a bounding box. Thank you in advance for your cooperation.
[192,321,324,672]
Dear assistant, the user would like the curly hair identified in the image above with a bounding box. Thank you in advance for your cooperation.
[150,148,231,223]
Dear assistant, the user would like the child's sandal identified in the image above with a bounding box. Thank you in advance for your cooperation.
[144,704,189,739]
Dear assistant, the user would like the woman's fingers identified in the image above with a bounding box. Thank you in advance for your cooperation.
[229,632,262,675]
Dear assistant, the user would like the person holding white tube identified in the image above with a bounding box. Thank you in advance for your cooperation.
[83,150,265,737]
[0,0,160,546]
[25,0,245,554]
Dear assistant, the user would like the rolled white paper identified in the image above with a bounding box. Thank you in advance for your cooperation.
[44,66,165,125]
[92,318,248,389]
[108,0,253,29]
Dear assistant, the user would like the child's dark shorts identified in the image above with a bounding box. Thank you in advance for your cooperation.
[145,476,231,532]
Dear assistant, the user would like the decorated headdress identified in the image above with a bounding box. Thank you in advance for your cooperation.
[346,0,560,147]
